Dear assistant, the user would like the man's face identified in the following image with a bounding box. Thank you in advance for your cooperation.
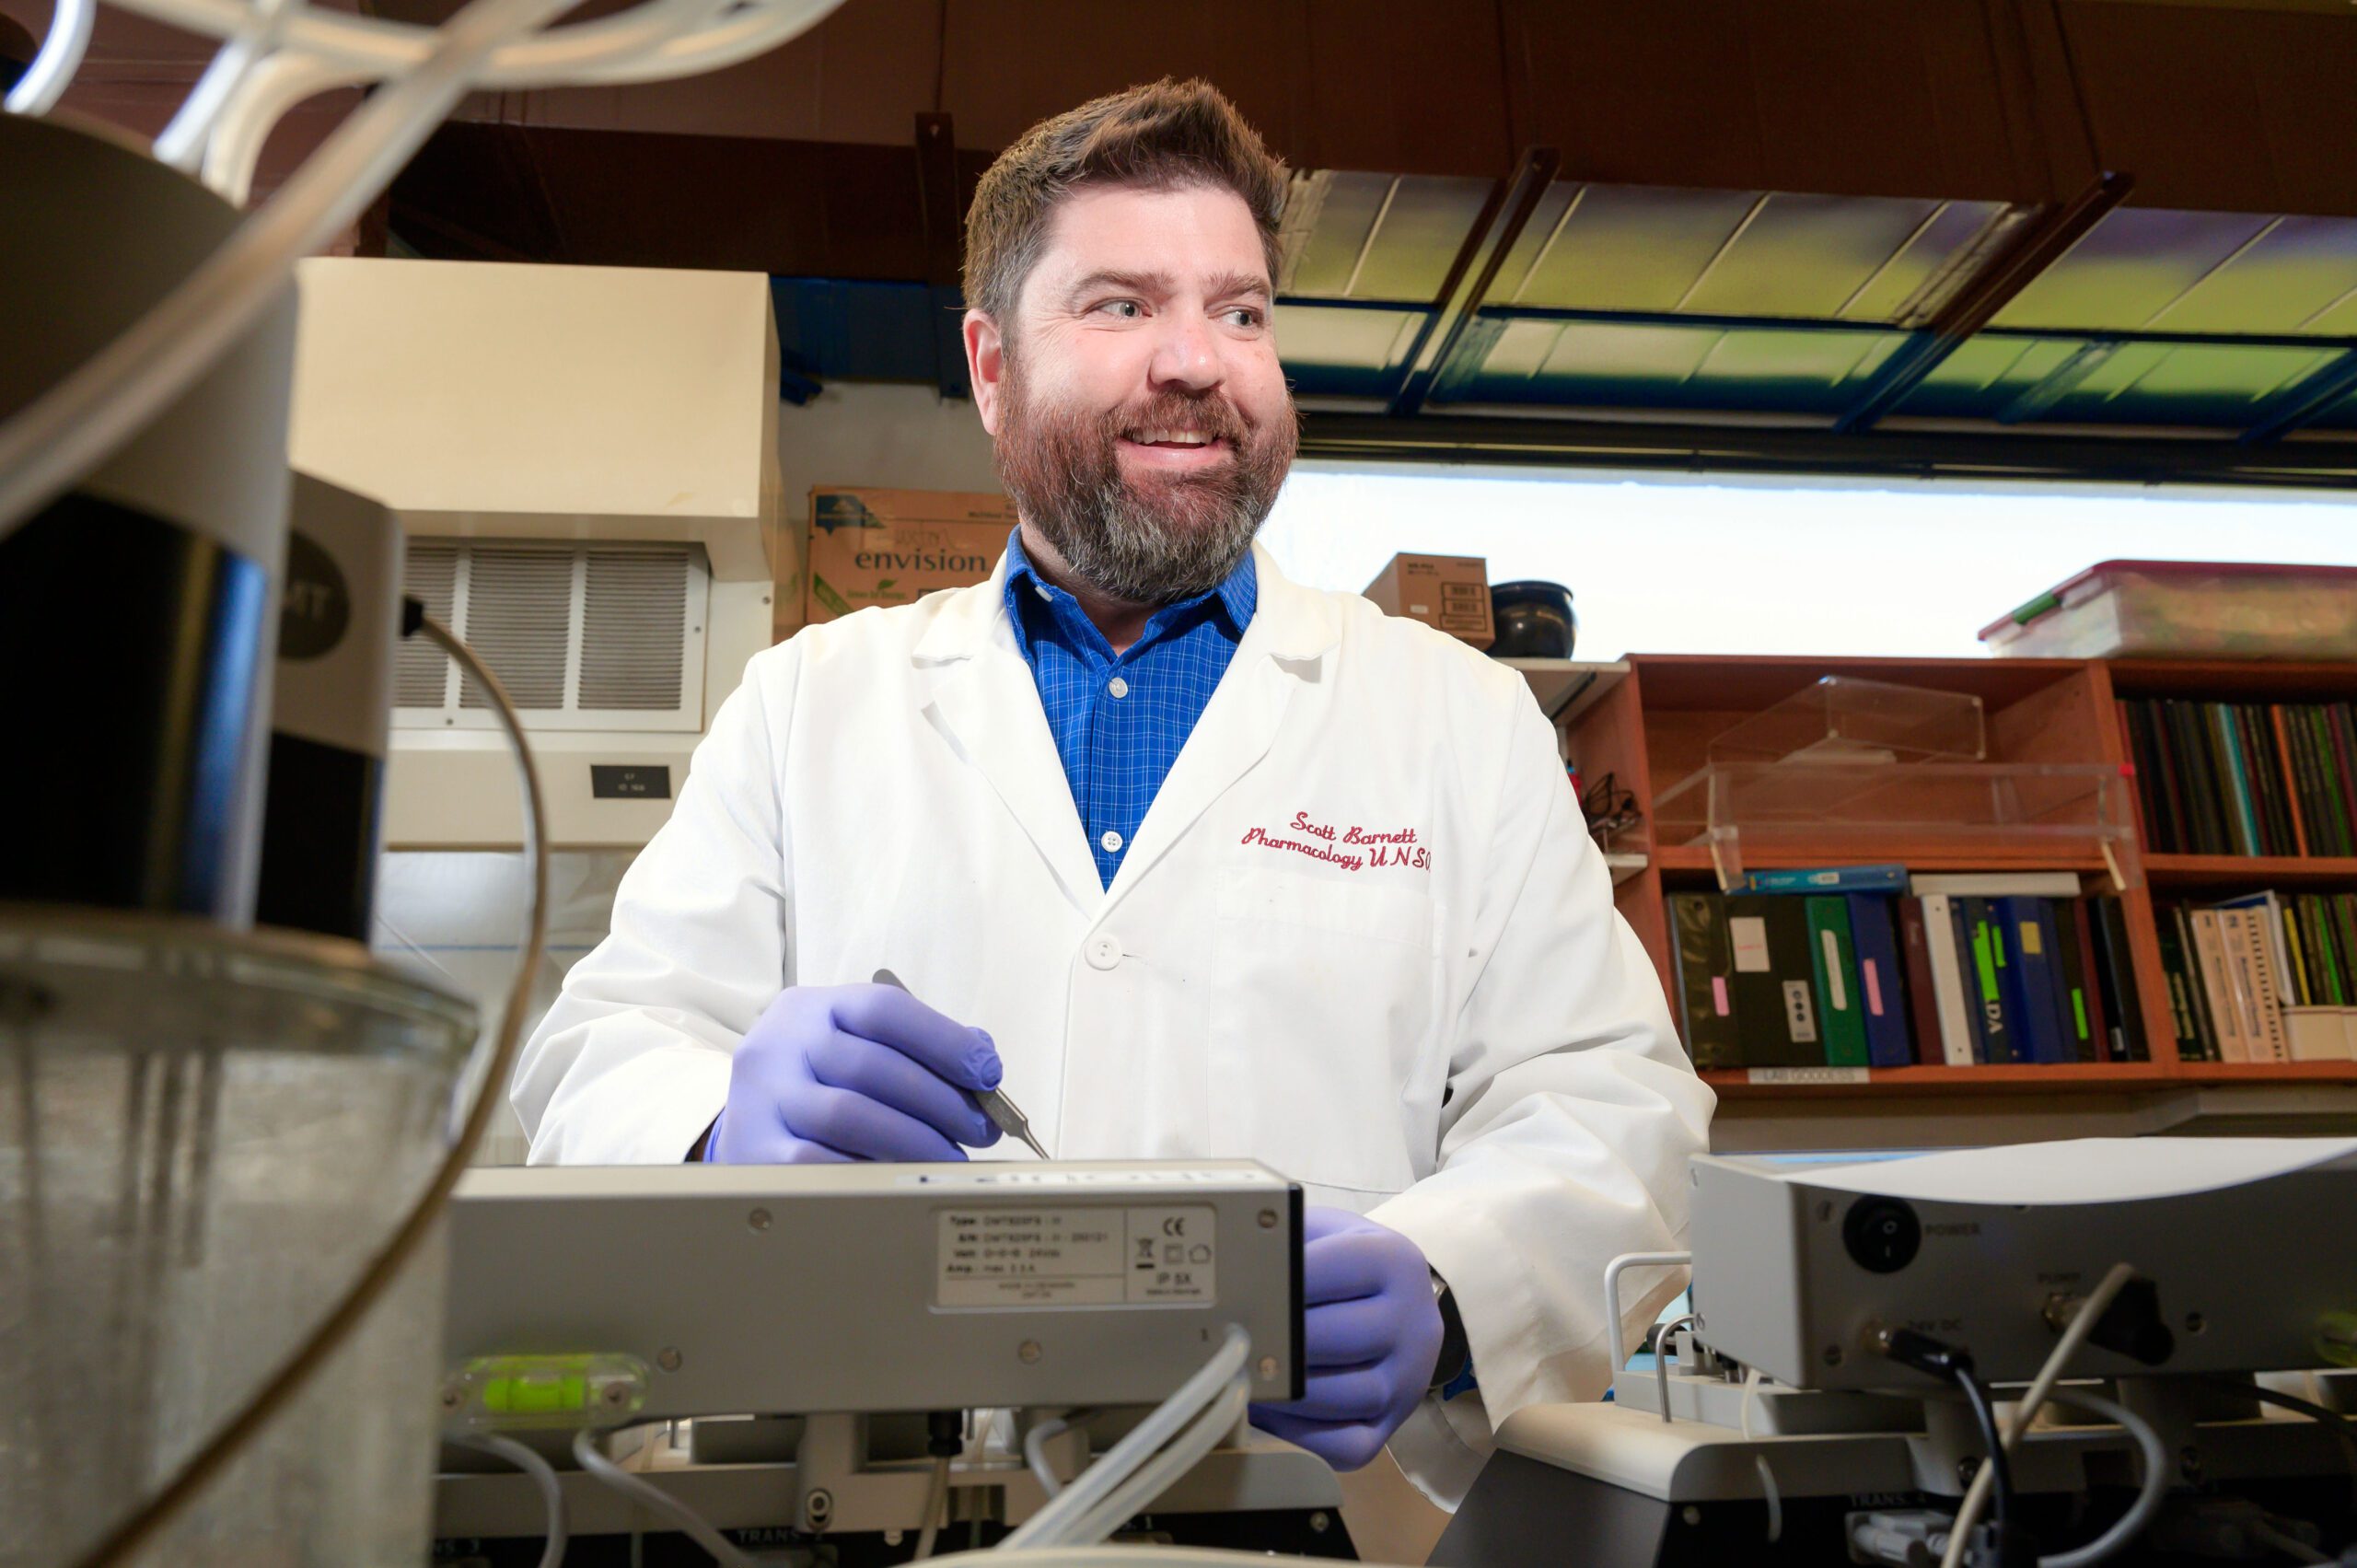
[967,181,1298,606]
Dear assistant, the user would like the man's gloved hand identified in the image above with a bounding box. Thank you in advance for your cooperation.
[1249,1207,1446,1471]
[706,984,1004,1163]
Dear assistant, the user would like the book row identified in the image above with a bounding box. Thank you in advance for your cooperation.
[2120,698,2357,858]
[2155,890,2357,1063]
[1669,867,2149,1071]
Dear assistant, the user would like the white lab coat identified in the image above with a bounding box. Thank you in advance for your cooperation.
[515,543,1714,1504]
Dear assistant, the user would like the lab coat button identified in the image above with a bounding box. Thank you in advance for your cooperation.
[1086,935,1122,970]
[1108,677,1130,699]
[1100,830,1123,853]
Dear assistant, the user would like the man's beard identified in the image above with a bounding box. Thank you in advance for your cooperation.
[993,358,1298,607]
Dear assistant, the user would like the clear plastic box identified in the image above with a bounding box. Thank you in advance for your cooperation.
[1707,676,1985,766]
[1981,560,2357,661]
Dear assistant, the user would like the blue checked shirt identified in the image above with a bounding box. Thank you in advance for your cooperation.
[1004,529,1256,889]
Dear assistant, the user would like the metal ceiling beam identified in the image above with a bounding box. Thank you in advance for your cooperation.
[1831,171,2134,435]
[1296,409,2357,491]
[1280,297,2357,357]
[915,111,970,401]
[2242,350,2357,447]
[1387,146,1561,419]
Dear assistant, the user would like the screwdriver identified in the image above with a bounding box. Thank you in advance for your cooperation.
[872,968,1051,1160]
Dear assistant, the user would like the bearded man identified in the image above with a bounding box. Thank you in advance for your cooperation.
[516,77,1712,1510]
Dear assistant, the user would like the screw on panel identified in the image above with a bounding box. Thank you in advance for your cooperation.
[658,1347,683,1372]
[807,1489,833,1527]
[1259,1210,1278,1229]
[1258,1356,1279,1381]
[748,1207,772,1232]
[602,1382,629,1408]
[1681,1505,1702,1527]
[1018,1341,1042,1365]
[2185,1311,2207,1334]
[440,1385,463,1412]
[1309,1512,1331,1534]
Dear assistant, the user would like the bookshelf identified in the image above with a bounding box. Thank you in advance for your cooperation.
[1563,652,2357,1141]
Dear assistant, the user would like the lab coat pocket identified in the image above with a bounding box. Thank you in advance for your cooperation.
[1210,865,1440,1196]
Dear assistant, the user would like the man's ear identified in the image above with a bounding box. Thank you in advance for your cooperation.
[964,310,1004,436]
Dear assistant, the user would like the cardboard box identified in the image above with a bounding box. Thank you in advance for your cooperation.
[1364,552,1493,649]
[801,486,1017,627]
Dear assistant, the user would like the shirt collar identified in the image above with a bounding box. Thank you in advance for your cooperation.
[1002,527,1257,654]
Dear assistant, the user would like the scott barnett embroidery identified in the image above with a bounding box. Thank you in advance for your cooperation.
[1239,811,1431,873]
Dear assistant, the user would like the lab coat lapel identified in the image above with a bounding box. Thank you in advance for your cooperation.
[1102,545,1341,908]
[915,563,1103,913]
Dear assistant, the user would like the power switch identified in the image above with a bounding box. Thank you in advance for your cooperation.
[1842,1196,1922,1274]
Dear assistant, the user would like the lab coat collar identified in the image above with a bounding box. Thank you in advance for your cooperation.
[911,540,1342,920]
[911,540,1339,666]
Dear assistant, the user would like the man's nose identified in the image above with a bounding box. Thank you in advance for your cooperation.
[1146,309,1224,393]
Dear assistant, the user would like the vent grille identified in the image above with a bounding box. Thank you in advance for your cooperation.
[459,547,574,710]
[395,543,459,707]
[397,540,701,728]
[579,550,688,710]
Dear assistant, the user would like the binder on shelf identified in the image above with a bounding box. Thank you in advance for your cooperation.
[1897,897,1947,1067]
[1919,892,1978,1067]
[1961,898,2015,1064]
[2218,893,2293,1064]
[1994,897,2068,1065]
[2059,899,2105,1063]
[1669,893,1742,1070]
[1726,895,1825,1068]
[2088,898,2149,1063]
[1846,893,1914,1069]
[1805,896,1869,1068]
[2190,908,2247,1062]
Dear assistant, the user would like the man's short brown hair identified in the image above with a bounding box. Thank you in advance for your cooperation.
[963,78,1288,329]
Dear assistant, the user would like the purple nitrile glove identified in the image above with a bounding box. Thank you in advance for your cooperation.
[706,983,1004,1164]
[1249,1206,1446,1471]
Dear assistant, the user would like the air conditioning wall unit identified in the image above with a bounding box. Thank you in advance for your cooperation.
[289,258,781,849]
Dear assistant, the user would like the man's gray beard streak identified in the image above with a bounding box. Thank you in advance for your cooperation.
[1038,478,1263,606]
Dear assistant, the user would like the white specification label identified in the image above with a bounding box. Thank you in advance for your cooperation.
[935,1204,1216,1308]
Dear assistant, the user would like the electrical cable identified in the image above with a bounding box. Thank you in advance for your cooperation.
[1003,1326,1250,1551]
[2034,1388,2167,1568]
[2215,1377,2357,1507]
[913,1453,952,1561]
[1938,1262,2142,1568]
[447,1433,569,1568]
[62,614,547,1568]
[573,1426,759,1568]
[1954,1367,2019,1547]
[1652,1311,1701,1424]
[2246,1518,2331,1566]
[1058,1376,1250,1547]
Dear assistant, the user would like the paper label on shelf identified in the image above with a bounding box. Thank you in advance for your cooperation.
[935,1204,1215,1308]
[1731,917,1771,972]
[1782,980,1819,1043]
[1747,1066,1871,1086]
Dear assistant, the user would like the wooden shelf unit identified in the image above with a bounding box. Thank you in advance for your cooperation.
[1568,652,2357,1106]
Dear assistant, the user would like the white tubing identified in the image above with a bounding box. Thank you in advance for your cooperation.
[5,0,98,114]
[572,1428,760,1568]
[1004,1327,1250,1551]
[2035,1388,2168,1568]
[1602,1250,1689,1372]
[0,0,579,544]
[1025,1415,1077,1501]
[1059,1376,1249,1548]
[447,1434,569,1568]
[1938,1263,2140,1568]
[153,0,296,170]
[104,0,837,86]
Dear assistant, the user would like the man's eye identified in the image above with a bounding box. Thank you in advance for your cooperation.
[1225,308,1264,329]
[1097,300,1143,319]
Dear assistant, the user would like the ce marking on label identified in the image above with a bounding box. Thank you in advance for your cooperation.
[1162,1217,1188,1238]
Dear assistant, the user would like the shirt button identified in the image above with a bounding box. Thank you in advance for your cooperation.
[1100,830,1124,854]
[1035,585,1051,601]
[1108,676,1130,699]
[1086,935,1123,970]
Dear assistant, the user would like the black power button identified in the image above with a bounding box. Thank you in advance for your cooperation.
[1842,1197,1922,1273]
